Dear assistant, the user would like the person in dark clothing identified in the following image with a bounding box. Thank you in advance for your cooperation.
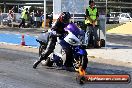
[33,12,74,71]
[48,13,53,27]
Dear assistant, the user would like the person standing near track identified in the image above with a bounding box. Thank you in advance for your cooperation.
[19,8,28,28]
[85,0,99,48]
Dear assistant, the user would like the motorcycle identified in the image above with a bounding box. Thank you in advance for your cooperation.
[36,23,88,71]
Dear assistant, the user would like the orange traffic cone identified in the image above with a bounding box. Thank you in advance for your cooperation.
[21,35,25,46]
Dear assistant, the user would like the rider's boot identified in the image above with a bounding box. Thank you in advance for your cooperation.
[33,49,53,69]
[33,60,41,69]
[33,55,43,69]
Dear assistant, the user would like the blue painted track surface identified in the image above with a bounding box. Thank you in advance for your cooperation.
[0,33,39,47]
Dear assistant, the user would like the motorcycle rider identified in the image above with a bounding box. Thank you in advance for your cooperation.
[33,12,74,71]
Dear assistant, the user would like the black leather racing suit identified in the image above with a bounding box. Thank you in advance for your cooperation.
[33,20,73,68]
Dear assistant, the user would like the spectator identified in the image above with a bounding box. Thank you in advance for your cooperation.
[34,10,41,28]
[48,13,53,27]
[85,0,99,48]
[40,11,44,27]
[30,12,34,26]
[19,8,28,28]
[7,7,14,23]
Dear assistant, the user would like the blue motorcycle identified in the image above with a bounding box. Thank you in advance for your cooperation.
[36,23,88,71]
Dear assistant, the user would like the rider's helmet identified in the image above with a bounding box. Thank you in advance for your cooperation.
[58,12,71,24]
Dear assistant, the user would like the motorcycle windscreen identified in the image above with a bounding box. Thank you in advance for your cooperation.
[64,23,80,37]
[37,32,50,43]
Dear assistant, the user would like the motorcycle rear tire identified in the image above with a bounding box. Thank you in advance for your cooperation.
[81,55,88,70]
[74,55,88,71]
